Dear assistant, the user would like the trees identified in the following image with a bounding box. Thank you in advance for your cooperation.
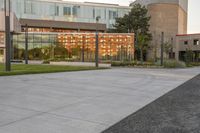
[163,42,173,59]
[112,3,152,61]
[184,49,194,64]
[137,34,149,63]
[113,4,151,35]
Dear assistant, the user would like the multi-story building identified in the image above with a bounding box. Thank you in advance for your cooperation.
[0,0,134,62]
[132,0,188,61]
[0,0,130,32]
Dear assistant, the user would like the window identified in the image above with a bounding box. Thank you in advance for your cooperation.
[194,39,199,45]
[0,0,4,11]
[49,5,55,16]
[109,11,112,19]
[93,8,95,19]
[96,9,101,18]
[24,0,35,14]
[0,32,4,44]
[0,49,3,55]
[63,7,71,16]
[109,11,117,19]
[184,41,188,45]
[72,6,80,16]
[55,6,59,16]
[104,9,106,19]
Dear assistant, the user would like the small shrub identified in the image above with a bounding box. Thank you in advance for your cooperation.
[111,61,136,67]
[163,60,186,68]
[189,62,200,67]
[43,60,50,64]
[111,61,121,66]
[137,61,155,66]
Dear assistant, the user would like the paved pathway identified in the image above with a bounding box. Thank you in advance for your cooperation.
[103,74,200,133]
[0,67,199,133]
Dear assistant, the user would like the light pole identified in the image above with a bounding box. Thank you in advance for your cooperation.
[95,16,101,68]
[4,0,11,71]
[161,32,164,66]
[170,37,173,59]
[25,24,28,64]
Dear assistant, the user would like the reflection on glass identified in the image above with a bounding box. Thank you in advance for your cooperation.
[12,33,134,62]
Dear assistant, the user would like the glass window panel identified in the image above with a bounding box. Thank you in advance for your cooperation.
[72,6,80,16]
[49,4,56,16]
[55,5,59,16]
[33,34,42,43]
[24,0,36,14]
[0,0,4,11]
[63,7,71,16]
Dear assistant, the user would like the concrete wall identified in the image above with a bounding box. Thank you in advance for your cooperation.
[175,34,200,61]
[0,11,21,62]
[133,0,188,12]
[178,6,187,34]
[176,34,200,51]
[133,0,188,60]
[0,11,21,32]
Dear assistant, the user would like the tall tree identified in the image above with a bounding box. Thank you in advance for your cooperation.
[112,3,152,61]
[113,4,151,35]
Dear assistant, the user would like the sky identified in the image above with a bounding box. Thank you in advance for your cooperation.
[65,0,200,34]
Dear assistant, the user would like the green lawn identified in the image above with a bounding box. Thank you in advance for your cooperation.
[0,64,103,76]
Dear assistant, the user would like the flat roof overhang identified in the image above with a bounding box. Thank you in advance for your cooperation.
[176,33,200,37]
[19,19,107,32]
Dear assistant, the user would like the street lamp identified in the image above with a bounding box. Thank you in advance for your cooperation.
[161,32,164,66]
[25,24,28,64]
[95,16,101,68]
[4,0,11,71]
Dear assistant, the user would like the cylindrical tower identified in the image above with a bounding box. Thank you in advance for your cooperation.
[132,0,188,60]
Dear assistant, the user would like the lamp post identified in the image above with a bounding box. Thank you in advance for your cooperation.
[25,24,28,64]
[95,16,101,68]
[170,37,173,59]
[81,35,85,62]
[4,0,11,71]
[161,32,164,66]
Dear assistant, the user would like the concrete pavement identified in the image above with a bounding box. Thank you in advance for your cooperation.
[103,74,200,133]
[0,67,199,133]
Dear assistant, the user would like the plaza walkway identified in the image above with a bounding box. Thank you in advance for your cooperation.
[0,67,199,133]
[103,74,200,133]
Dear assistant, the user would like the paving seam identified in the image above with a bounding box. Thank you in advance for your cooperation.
[0,95,108,128]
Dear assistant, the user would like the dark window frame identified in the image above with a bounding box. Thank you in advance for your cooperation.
[193,39,199,45]
[184,40,188,45]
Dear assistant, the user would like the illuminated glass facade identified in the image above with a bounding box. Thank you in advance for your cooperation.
[0,0,133,62]
[0,32,4,46]
[13,33,134,62]
[0,32,4,62]
[0,0,130,29]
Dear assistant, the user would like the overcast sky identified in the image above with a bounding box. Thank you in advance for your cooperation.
[65,0,199,34]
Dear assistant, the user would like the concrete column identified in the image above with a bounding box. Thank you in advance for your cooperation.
[175,37,179,61]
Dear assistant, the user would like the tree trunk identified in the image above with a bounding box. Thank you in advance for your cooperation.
[140,48,143,64]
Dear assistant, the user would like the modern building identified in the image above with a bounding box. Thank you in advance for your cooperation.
[176,34,200,62]
[0,0,130,32]
[1,0,197,63]
[132,0,188,60]
[0,0,134,62]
